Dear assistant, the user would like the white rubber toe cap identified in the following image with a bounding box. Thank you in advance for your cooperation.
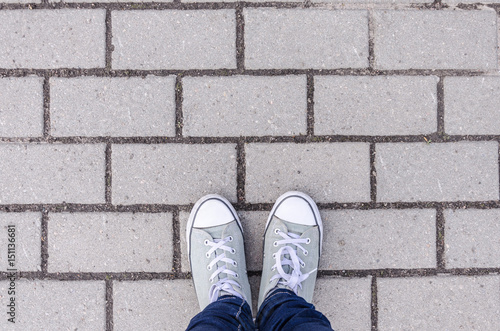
[273,193,317,226]
[192,195,236,228]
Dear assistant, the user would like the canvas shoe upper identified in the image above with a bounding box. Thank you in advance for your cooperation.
[187,194,252,312]
[258,191,323,309]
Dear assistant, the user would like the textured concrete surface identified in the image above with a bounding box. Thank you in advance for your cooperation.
[314,76,438,135]
[244,9,368,69]
[445,76,500,134]
[112,10,236,70]
[0,2,499,330]
[48,213,173,272]
[51,76,176,137]
[0,77,44,137]
[183,75,307,137]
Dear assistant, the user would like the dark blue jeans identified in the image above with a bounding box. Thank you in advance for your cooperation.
[186,289,333,331]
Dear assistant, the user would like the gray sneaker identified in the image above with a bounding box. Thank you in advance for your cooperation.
[258,191,323,309]
[187,194,252,312]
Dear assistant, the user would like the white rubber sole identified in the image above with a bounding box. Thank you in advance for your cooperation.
[186,194,243,258]
[265,191,323,254]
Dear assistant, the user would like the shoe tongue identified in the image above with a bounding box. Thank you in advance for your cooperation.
[201,223,228,239]
[277,217,312,236]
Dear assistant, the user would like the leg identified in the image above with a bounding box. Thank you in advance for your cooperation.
[186,194,255,331]
[256,191,334,331]
[187,295,254,331]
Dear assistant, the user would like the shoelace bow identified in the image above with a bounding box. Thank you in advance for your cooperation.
[270,229,317,295]
[205,236,245,303]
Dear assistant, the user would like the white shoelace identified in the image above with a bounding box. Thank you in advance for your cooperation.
[205,236,245,303]
[270,229,317,295]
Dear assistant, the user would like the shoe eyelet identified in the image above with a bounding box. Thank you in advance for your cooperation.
[304,250,308,256]
[271,266,276,271]
[273,241,278,247]
[231,248,236,254]
[300,262,305,268]
[272,253,276,259]
[234,273,239,278]
[207,265,212,270]
[210,278,214,283]
[306,238,311,244]
[274,229,280,234]
[204,240,209,245]
[232,261,237,267]
[205,252,210,258]
[228,236,233,242]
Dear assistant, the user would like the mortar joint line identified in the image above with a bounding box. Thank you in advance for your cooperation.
[236,3,245,72]
[436,206,446,271]
[41,210,49,274]
[105,9,113,72]
[42,75,51,139]
[306,71,314,137]
[105,142,113,205]
[370,275,378,331]
[370,143,377,203]
[236,139,247,205]
[105,278,114,331]
[172,207,182,276]
[368,9,375,70]
[175,74,184,138]
[437,76,445,137]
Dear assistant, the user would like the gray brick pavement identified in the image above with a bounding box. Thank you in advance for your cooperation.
[373,9,498,70]
[376,142,499,202]
[244,9,368,69]
[444,209,500,269]
[112,10,236,70]
[0,10,105,69]
[112,144,237,204]
[445,76,500,135]
[48,213,173,272]
[0,2,499,330]
[378,276,500,330]
[0,77,44,138]
[314,76,438,135]
[50,76,176,137]
[183,75,307,137]
[0,144,105,204]
[246,143,371,203]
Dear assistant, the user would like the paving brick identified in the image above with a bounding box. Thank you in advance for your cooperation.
[373,10,498,70]
[48,212,172,273]
[314,76,438,135]
[320,209,436,270]
[0,213,41,272]
[112,144,237,204]
[0,144,105,204]
[0,77,44,138]
[376,142,499,202]
[180,210,267,272]
[112,10,236,70]
[378,275,500,330]
[114,280,198,330]
[444,209,500,269]
[244,9,368,69]
[444,76,500,135]
[245,143,370,203]
[314,277,372,331]
[0,10,105,69]
[0,280,105,329]
[183,75,307,137]
[51,76,176,137]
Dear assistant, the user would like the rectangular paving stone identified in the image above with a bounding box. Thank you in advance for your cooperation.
[376,142,499,202]
[113,144,237,204]
[51,76,176,137]
[114,280,198,330]
[183,75,307,137]
[244,9,368,69]
[180,210,267,272]
[0,213,41,272]
[314,277,372,331]
[0,10,105,69]
[444,76,500,135]
[320,209,436,270]
[0,144,105,204]
[315,76,438,135]
[373,10,498,70]
[378,276,500,330]
[246,143,370,203]
[112,10,236,70]
[0,77,44,138]
[444,209,500,269]
[0,280,105,330]
[48,213,172,273]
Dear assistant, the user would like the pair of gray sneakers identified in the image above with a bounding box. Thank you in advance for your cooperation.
[186,191,323,313]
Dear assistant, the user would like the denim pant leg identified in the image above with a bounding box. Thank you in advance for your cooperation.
[186,295,256,331]
[256,289,334,331]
